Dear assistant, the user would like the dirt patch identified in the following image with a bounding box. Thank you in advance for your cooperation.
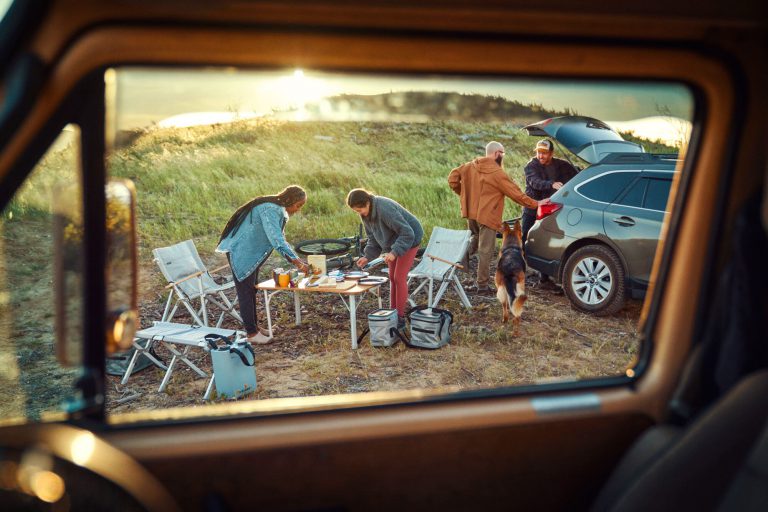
[107,260,641,414]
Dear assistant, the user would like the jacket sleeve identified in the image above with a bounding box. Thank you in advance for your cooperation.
[498,172,539,210]
[362,221,382,260]
[525,161,554,191]
[448,165,463,195]
[262,209,298,262]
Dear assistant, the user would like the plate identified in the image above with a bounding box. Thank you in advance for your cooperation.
[344,271,369,279]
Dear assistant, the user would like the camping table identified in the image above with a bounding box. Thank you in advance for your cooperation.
[256,277,386,349]
[123,322,242,400]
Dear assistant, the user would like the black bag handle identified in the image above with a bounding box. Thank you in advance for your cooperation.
[205,333,232,351]
[392,327,411,347]
[406,306,453,333]
[356,327,370,346]
[357,326,410,347]
[229,343,255,366]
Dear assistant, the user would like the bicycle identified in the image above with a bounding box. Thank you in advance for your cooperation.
[295,224,368,258]
[295,224,368,270]
[295,224,426,271]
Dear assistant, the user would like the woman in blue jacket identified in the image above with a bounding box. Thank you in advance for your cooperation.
[217,185,308,344]
[347,188,423,328]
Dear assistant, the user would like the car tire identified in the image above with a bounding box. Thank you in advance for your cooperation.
[562,244,625,315]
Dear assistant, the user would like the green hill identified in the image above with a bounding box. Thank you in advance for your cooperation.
[303,91,574,123]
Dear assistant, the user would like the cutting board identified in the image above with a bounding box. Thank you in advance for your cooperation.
[302,280,357,292]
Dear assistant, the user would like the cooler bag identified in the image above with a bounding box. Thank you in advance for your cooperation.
[407,306,453,349]
[358,308,401,347]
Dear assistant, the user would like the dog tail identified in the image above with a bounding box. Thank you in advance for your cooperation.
[507,274,527,318]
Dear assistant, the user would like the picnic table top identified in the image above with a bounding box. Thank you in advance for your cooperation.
[256,277,386,295]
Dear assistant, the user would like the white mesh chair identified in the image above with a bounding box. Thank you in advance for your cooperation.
[153,240,241,328]
[406,227,473,309]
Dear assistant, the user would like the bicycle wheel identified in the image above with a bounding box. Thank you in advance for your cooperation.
[295,238,353,256]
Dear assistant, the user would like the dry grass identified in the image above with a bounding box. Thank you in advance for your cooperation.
[107,259,641,415]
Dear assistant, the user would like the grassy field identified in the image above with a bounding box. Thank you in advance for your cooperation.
[2,115,675,418]
[109,119,552,270]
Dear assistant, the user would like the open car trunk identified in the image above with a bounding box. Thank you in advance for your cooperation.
[523,115,644,164]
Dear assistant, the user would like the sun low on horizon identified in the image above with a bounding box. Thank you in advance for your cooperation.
[114,66,693,140]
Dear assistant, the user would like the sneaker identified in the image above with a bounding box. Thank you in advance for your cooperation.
[247,332,273,345]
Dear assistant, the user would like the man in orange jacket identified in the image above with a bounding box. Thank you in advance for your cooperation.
[448,141,540,294]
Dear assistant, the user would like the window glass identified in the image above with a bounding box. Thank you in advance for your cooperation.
[579,172,638,203]
[0,0,12,22]
[616,177,647,208]
[0,126,83,423]
[105,68,693,417]
[644,178,673,211]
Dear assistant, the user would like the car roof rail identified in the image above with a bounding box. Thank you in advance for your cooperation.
[597,152,680,164]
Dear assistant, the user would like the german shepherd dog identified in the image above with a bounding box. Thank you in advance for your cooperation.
[495,219,527,326]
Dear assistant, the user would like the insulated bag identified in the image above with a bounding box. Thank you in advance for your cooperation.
[206,334,257,399]
[357,308,404,347]
[407,306,453,349]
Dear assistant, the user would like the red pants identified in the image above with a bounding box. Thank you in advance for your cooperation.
[387,245,419,318]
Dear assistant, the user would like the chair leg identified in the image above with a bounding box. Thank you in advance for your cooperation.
[453,274,473,309]
[217,292,242,322]
[203,374,215,400]
[432,279,451,308]
[407,277,428,307]
[178,297,206,326]
[120,340,144,385]
[161,292,175,322]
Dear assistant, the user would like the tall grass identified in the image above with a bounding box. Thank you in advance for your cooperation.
[109,119,551,270]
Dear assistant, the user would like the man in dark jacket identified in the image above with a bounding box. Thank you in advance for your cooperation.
[522,139,578,284]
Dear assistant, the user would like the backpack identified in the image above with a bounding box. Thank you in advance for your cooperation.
[407,306,454,349]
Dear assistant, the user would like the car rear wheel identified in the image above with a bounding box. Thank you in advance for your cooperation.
[562,244,625,315]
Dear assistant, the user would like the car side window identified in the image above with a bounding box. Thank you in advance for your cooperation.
[578,171,638,203]
[644,178,673,211]
[0,126,83,423]
[616,177,647,208]
[97,67,693,419]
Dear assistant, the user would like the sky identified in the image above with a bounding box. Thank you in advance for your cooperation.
[114,67,693,140]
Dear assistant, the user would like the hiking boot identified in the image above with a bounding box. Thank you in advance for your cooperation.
[468,284,495,296]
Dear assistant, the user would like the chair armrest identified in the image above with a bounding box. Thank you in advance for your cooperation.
[164,269,207,289]
[208,264,230,275]
[425,253,465,270]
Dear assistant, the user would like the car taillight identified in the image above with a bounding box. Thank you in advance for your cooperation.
[537,201,563,220]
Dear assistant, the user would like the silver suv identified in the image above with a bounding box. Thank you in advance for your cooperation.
[523,116,678,315]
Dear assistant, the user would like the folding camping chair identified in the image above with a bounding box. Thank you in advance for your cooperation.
[406,227,473,309]
[153,240,242,328]
[121,321,241,399]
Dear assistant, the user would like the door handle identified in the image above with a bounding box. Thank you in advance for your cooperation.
[612,216,636,226]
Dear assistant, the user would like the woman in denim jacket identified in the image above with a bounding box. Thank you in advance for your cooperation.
[347,188,423,329]
[217,185,309,344]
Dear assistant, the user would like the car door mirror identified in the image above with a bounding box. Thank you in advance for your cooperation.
[54,178,138,366]
[104,179,139,354]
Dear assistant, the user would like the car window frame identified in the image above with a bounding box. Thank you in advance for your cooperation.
[2,22,742,428]
[574,169,642,205]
